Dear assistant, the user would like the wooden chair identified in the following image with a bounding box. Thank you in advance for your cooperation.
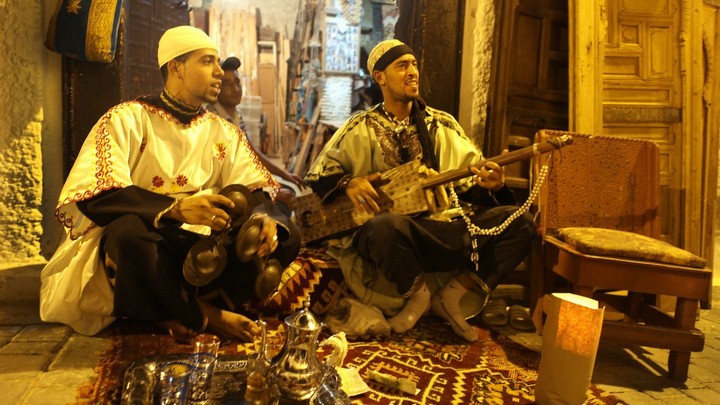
[530,130,711,382]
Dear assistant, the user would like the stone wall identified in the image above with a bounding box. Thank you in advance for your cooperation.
[0,1,63,268]
[458,0,495,147]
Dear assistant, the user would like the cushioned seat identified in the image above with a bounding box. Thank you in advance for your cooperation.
[555,227,707,268]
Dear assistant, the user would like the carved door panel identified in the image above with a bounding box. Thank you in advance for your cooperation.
[600,0,682,244]
[488,0,569,184]
[492,1,682,246]
[63,0,190,176]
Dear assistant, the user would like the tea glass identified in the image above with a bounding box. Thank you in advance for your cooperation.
[187,352,217,404]
[158,361,191,405]
[121,365,155,404]
[192,333,220,357]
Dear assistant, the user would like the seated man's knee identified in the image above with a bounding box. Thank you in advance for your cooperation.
[503,211,536,252]
[517,212,536,237]
[103,214,159,256]
[496,207,535,236]
[354,213,408,254]
[364,213,407,235]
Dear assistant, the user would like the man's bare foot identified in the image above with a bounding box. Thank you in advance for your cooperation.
[198,300,260,342]
[156,320,197,343]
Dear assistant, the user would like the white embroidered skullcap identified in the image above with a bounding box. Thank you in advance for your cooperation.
[367,39,416,74]
[157,25,218,68]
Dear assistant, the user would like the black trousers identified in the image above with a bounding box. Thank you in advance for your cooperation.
[100,214,301,329]
[353,207,535,295]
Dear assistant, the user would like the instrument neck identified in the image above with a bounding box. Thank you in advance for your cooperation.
[421,137,567,189]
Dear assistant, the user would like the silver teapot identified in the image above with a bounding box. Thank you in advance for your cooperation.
[266,297,349,403]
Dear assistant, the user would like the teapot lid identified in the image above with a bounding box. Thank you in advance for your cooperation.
[284,296,322,331]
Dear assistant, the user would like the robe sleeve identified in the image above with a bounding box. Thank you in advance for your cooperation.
[215,119,280,198]
[55,103,146,239]
[77,186,176,227]
[304,115,376,202]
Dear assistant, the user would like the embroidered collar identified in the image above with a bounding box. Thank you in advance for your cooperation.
[381,103,411,128]
[161,89,203,115]
[137,90,205,125]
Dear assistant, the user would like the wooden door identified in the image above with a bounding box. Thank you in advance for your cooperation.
[483,0,570,291]
[487,0,569,183]
[599,0,683,245]
[491,1,691,247]
[396,0,466,116]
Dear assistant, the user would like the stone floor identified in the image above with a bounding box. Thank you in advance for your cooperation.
[0,237,719,404]
[503,290,720,404]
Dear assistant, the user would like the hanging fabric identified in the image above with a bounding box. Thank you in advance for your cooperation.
[45,0,124,63]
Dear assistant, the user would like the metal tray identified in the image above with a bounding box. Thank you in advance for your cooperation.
[121,353,352,404]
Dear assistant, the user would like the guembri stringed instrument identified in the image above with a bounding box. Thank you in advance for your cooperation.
[294,134,574,243]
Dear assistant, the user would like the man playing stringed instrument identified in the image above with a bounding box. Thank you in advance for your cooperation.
[304,39,535,342]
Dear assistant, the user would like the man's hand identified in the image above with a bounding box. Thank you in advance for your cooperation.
[256,215,279,258]
[281,171,308,190]
[168,194,235,232]
[274,188,296,211]
[345,173,383,214]
[471,151,507,192]
[418,165,449,212]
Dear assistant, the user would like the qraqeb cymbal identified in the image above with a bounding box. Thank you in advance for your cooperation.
[218,184,256,228]
[183,236,227,287]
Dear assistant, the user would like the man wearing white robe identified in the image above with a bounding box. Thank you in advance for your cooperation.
[40,26,301,342]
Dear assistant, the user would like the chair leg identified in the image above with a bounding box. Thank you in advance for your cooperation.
[668,350,690,382]
[666,298,699,382]
[675,298,699,329]
[529,244,545,313]
[624,292,642,323]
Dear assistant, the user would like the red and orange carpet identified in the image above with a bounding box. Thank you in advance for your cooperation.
[77,247,625,404]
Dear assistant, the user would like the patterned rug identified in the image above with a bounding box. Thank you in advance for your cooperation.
[76,247,626,404]
[78,318,625,404]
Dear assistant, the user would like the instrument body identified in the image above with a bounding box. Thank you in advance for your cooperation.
[294,134,574,243]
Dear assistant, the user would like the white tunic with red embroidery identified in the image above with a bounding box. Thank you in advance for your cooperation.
[40,100,278,335]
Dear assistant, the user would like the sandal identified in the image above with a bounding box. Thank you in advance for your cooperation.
[508,305,535,331]
[480,299,508,326]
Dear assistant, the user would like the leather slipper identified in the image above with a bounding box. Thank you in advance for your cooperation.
[508,305,535,331]
[481,299,508,326]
